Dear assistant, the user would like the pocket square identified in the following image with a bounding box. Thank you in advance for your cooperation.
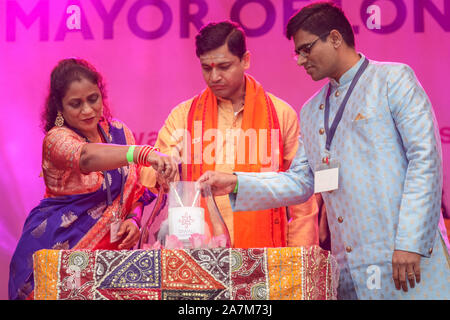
[354,113,366,121]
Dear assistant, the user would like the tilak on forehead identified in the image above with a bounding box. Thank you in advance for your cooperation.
[201,51,229,68]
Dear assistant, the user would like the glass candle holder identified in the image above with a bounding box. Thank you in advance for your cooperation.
[139,181,231,249]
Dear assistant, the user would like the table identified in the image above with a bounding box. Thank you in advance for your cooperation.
[33,245,339,300]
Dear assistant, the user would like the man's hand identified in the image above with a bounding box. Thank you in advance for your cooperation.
[392,250,421,292]
[197,171,238,196]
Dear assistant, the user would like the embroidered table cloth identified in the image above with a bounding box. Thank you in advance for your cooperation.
[33,246,339,300]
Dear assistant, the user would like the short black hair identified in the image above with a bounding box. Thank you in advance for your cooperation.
[195,21,247,59]
[286,1,355,48]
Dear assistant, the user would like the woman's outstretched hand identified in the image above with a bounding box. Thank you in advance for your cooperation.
[148,151,178,182]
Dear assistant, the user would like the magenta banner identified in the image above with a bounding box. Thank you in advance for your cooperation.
[0,0,449,299]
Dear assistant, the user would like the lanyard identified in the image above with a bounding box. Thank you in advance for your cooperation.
[97,125,125,217]
[324,58,369,152]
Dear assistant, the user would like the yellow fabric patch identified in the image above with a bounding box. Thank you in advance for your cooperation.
[267,247,303,300]
[33,250,60,300]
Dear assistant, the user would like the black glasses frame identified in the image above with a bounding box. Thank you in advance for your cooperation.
[294,31,331,60]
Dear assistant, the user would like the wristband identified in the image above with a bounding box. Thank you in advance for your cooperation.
[126,145,136,164]
[233,177,239,194]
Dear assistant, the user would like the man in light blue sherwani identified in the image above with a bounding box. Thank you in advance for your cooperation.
[198,2,450,299]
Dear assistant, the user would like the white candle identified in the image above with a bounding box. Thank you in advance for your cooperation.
[168,207,205,240]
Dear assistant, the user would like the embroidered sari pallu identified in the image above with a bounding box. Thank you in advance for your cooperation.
[33,246,339,300]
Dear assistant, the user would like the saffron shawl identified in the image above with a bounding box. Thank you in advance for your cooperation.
[185,75,286,248]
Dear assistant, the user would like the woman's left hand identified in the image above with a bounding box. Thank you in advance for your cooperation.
[117,219,140,249]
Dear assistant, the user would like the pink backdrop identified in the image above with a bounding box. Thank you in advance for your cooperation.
[0,0,449,299]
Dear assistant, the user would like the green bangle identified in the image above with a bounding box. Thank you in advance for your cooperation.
[233,178,239,194]
[126,145,136,164]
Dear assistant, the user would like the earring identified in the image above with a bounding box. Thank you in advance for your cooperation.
[54,111,64,127]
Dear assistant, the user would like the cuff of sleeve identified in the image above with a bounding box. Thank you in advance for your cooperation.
[228,173,261,212]
[394,237,435,258]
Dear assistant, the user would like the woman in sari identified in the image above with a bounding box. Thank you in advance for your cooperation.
[9,58,177,300]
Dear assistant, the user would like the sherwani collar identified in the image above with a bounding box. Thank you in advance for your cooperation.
[330,53,366,88]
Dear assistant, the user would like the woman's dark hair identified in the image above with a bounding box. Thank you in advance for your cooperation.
[195,20,247,59]
[41,58,111,132]
[286,1,355,48]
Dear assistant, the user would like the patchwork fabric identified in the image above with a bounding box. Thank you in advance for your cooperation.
[162,290,225,300]
[267,247,303,300]
[267,246,339,300]
[189,248,230,288]
[96,288,160,300]
[230,248,268,300]
[95,250,160,289]
[58,250,96,300]
[303,246,339,300]
[33,249,60,300]
[161,249,226,292]
[32,246,338,300]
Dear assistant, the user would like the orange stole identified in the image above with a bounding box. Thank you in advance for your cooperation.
[185,75,286,248]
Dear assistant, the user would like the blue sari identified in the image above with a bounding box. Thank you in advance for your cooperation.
[9,123,155,300]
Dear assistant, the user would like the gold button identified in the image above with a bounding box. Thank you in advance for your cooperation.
[335,90,340,97]
[319,128,325,135]
[319,104,324,110]
[346,246,352,253]
[429,248,433,254]
[338,216,344,223]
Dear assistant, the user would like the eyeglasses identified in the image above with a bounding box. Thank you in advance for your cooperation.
[293,32,330,61]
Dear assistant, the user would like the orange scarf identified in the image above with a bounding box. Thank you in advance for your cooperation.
[185,74,287,248]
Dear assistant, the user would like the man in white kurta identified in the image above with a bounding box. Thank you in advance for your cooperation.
[198,2,450,299]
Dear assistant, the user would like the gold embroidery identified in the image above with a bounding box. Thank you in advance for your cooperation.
[31,219,47,238]
[52,240,70,250]
[60,211,78,228]
[33,250,60,300]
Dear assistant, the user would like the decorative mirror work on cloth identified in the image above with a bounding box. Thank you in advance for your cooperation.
[33,246,339,300]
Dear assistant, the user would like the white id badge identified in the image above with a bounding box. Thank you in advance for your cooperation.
[314,160,339,193]
[110,219,122,243]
